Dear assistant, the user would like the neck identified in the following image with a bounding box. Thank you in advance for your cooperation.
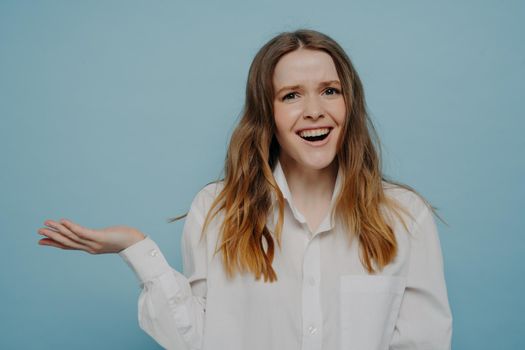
[279,153,338,203]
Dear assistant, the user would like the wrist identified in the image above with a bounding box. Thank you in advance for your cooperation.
[124,231,146,250]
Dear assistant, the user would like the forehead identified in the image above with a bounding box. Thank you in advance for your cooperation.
[273,49,339,87]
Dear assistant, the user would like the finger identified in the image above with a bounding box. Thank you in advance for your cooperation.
[38,237,74,250]
[38,227,95,253]
[58,219,102,242]
[44,220,96,246]
[39,238,95,255]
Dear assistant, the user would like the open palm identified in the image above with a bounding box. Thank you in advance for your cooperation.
[37,219,145,254]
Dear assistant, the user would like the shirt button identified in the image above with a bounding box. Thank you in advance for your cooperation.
[149,249,158,257]
[307,325,317,335]
[308,277,316,286]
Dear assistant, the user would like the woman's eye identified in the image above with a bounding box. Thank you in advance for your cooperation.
[325,87,341,95]
[282,92,297,101]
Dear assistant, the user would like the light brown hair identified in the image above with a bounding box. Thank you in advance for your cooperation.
[169,29,444,282]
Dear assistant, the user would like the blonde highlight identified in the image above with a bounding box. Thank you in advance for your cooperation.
[168,29,446,282]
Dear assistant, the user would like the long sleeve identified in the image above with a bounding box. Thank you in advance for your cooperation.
[119,192,209,350]
[389,204,453,349]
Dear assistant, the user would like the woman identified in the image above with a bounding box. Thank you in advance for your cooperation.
[38,29,453,350]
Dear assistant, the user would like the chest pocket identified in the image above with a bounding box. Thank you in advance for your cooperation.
[339,275,406,350]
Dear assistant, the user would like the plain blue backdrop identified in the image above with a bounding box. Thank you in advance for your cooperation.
[1,1,523,349]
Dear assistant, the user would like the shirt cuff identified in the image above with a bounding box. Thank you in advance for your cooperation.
[118,235,172,285]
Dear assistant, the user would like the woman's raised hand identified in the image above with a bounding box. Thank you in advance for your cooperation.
[37,219,146,254]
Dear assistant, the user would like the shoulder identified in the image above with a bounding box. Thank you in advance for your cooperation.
[381,180,433,232]
[382,180,428,212]
[189,180,225,216]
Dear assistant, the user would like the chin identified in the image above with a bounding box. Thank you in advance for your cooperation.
[299,156,336,171]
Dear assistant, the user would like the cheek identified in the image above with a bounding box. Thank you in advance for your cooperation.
[329,101,347,125]
[327,102,347,146]
[273,105,297,135]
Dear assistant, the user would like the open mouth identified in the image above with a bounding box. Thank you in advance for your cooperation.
[296,127,332,142]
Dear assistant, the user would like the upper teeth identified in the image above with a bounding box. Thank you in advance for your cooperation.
[299,128,330,138]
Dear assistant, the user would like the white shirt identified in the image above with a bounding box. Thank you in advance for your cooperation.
[119,161,453,350]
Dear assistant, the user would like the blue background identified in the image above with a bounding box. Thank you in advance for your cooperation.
[1,1,523,349]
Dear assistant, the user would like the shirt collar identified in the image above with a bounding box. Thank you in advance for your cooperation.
[272,159,342,235]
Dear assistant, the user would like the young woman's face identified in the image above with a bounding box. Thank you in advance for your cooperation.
[273,49,346,171]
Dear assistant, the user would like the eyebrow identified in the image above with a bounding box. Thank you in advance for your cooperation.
[275,80,341,96]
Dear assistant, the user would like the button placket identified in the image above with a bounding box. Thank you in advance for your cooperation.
[301,236,323,350]
[308,325,318,335]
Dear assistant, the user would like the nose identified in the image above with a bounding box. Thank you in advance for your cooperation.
[303,95,324,120]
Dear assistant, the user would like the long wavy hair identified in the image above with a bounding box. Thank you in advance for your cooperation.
[169,29,444,282]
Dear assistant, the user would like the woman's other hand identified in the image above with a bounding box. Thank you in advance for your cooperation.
[37,219,146,254]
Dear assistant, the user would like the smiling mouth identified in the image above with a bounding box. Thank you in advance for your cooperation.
[297,127,332,142]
